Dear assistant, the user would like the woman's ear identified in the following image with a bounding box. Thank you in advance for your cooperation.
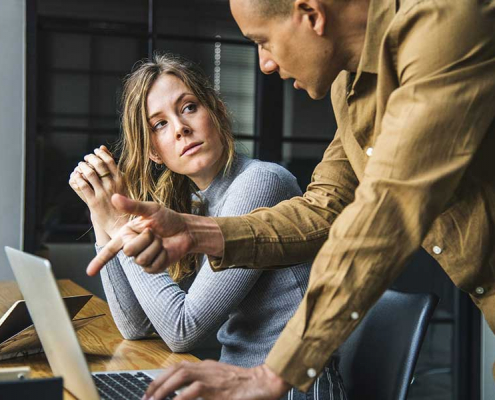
[149,150,163,164]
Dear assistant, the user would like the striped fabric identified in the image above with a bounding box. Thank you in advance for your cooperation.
[283,360,347,400]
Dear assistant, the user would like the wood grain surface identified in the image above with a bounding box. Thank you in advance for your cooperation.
[0,279,198,399]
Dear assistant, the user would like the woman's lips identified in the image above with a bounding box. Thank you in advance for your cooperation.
[182,143,203,157]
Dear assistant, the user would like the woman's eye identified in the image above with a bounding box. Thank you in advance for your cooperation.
[153,120,167,130]
[183,103,197,113]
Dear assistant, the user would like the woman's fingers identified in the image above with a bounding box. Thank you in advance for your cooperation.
[94,146,119,176]
[69,171,87,202]
[78,161,104,192]
[72,170,95,200]
[98,144,112,156]
[84,153,111,179]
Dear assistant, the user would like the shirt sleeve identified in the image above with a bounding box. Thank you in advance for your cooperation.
[209,126,359,270]
[103,167,302,352]
[265,0,495,390]
[97,246,155,339]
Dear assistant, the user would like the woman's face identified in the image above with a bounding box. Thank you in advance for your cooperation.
[146,73,225,190]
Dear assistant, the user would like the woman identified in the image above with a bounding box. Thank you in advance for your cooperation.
[69,53,347,400]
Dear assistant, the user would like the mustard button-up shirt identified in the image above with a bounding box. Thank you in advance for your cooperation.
[210,0,495,391]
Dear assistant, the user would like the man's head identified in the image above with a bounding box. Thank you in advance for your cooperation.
[230,0,369,99]
[248,0,294,18]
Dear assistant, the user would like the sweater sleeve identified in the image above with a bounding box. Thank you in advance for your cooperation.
[111,166,301,352]
[97,246,154,339]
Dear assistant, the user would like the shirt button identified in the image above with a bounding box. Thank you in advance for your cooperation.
[475,287,485,295]
[432,246,442,255]
[366,147,373,157]
[351,311,359,320]
[307,368,317,378]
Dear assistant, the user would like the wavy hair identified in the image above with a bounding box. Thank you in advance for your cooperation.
[117,53,235,281]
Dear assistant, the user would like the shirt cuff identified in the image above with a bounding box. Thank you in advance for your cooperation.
[265,323,335,392]
[207,216,256,270]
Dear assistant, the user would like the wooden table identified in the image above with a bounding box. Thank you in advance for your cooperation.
[0,279,198,399]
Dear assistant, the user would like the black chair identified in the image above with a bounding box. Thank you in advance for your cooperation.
[336,290,439,400]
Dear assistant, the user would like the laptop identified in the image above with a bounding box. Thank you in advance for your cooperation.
[5,246,177,400]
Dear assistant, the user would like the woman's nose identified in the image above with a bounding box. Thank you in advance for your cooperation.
[176,124,192,139]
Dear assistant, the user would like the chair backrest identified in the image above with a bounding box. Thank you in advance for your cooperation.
[336,290,438,400]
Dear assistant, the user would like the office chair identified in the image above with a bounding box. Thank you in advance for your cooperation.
[336,290,439,400]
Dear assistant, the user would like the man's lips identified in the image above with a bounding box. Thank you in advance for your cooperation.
[279,74,301,90]
[181,142,203,156]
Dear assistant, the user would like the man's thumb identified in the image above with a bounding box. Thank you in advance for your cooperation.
[111,194,157,217]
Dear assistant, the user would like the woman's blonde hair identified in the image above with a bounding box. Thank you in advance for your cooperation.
[117,53,235,281]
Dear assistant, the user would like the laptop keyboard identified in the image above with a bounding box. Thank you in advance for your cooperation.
[93,372,177,400]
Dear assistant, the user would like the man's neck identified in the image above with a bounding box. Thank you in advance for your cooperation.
[335,0,371,72]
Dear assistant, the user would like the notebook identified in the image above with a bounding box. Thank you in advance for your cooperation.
[0,294,103,360]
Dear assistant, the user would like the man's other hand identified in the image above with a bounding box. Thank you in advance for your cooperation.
[143,361,291,400]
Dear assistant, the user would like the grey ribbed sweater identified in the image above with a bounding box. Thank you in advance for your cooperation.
[97,154,312,367]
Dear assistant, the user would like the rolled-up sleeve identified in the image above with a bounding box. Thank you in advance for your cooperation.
[266,0,495,390]
[210,127,358,269]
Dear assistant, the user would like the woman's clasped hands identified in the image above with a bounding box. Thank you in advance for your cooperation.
[68,145,127,243]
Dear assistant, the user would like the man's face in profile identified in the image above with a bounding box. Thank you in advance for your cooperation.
[229,0,339,100]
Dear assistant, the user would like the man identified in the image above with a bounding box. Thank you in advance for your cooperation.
[88,0,495,399]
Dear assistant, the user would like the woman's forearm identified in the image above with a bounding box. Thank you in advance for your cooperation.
[92,217,112,246]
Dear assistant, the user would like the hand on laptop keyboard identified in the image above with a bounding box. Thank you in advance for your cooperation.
[93,372,177,400]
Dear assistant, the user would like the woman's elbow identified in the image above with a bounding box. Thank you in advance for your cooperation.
[166,340,195,353]
[116,324,150,340]
[157,331,197,352]
[121,331,144,340]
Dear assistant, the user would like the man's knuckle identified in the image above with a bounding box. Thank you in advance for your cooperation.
[151,255,164,269]
[177,369,190,381]
[122,245,134,257]
[136,254,150,265]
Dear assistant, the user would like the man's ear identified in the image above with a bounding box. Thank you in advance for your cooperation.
[293,0,326,36]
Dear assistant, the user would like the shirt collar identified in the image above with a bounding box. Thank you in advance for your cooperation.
[357,0,398,75]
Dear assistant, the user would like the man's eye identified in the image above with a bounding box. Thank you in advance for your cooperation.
[153,120,167,130]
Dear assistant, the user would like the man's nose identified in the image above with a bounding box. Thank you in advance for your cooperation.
[258,46,278,75]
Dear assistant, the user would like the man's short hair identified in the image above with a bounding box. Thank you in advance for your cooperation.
[251,0,294,18]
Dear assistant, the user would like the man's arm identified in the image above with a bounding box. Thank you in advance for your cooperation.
[95,2,495,399]
[86,196,225,275]
[87,122,358,276]
[209,126,358,269]
[265,0,495,390]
